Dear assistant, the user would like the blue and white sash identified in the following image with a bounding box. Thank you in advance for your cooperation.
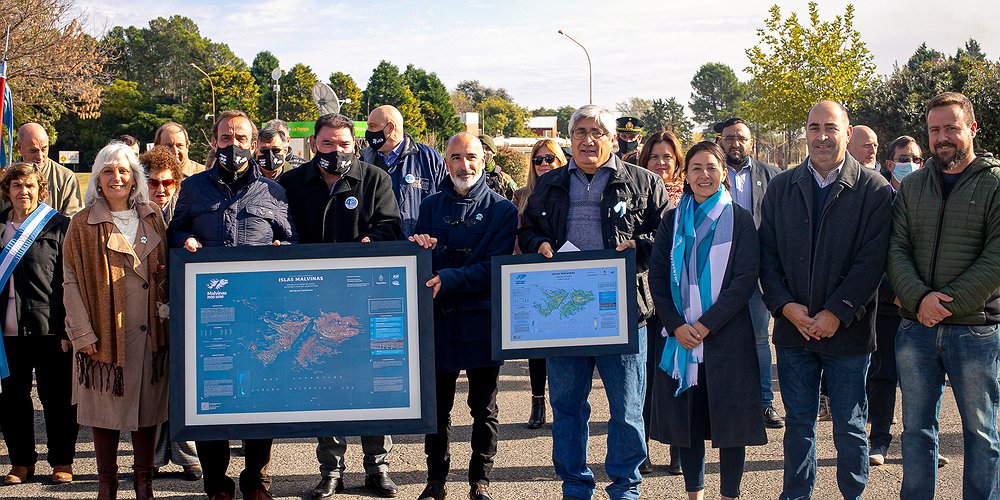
[0,202,57,384]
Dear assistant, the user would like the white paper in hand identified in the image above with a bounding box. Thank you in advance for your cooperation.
[557,240,581,252]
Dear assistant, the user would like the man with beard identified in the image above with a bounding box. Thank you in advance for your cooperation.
[759,100,892,499]
[154,121,206,178]
[715,117,783,429]
[847,125,880,170]
[888,92,1000,499]
[408,133,517,500]
[615,116,643,163]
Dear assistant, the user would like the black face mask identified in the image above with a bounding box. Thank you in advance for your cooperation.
[365,126,387,151]
[257,150,285,173]
[617,138,639,155]
[215,144,253,173]
[314,150,354,175]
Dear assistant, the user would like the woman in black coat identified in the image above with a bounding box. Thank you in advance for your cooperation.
[0,162,77,485]
[647,142,766,500]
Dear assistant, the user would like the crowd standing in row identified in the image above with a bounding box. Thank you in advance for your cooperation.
[0,91,996,500]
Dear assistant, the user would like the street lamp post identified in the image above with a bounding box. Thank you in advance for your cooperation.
[558,29,592,104]
[189,62,216,122]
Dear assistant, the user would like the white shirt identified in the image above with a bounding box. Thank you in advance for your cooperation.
[807,158,846,188]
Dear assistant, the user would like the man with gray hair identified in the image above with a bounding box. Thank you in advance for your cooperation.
[519,105,669,500]
[154,121,205,178]
[14,123,82,215]
[256,120,305,180]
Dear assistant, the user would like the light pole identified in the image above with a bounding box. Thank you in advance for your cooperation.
[189,62,216,122]
[558,29,592,104]
[270,67,282,120]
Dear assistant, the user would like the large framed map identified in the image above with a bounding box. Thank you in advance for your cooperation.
[491,248,638,360]
[168,242,436,441]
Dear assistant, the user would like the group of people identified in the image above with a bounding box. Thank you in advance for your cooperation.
[0,90,996,500]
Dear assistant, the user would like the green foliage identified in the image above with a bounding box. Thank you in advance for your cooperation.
[187,66,261,154]
[328,72,363,120]
[404,65,463,143]
[251,51,281,120]
[478,96,530,137]
[455,80,513,107]
[689,62,748,132]
[641,98,694,145]
[496,146,528,188]
[363,61,426,137]
[279,64,319,122]
[743,3,875,147]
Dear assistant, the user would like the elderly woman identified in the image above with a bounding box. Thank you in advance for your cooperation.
[648,141,766,500]
[0,162,77,485]
[141,146,183,224]
[511,138,567,430]
[64,141,169,500]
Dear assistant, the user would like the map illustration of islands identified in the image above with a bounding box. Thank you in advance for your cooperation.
[533,288,596,318]
[248,310,361,370]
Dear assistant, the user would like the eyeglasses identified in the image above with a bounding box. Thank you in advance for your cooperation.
[571,128,609,141]
[533,154,556,166]
[147,178,176,188]
[896,155,923,165]
[721,135,751,144]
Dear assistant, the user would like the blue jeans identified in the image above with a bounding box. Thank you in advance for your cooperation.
[749,287,774,406]
[895,319,1000,499]
[776,347,869,500]
[549,326,647,500]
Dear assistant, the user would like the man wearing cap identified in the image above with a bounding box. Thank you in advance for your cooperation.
[478,135,517,200]
[278,113,402,499]
[716,117,784,429]
[615,116,644,163]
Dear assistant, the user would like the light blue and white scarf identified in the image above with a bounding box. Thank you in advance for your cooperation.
[659,187,734,395]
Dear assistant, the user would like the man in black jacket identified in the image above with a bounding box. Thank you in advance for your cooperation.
[278,113,402,499]
[759,100,892,500]
[518,105,668,500]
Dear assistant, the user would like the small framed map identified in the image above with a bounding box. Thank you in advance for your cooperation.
[491,248,638,360]
[168,242,436,441]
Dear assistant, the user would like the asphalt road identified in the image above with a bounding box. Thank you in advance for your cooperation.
[1,357,972,499]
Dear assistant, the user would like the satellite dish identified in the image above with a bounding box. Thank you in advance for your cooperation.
[270,67,282,81]
[311,82,341,115]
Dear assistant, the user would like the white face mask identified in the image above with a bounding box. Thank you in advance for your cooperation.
[891,161,918,183]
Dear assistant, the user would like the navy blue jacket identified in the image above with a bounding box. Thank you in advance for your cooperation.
[168,164,298,248]
[414,174,517,371]
[361,134,447,237]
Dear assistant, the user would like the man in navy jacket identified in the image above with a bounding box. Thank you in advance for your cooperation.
[408,133,517,500]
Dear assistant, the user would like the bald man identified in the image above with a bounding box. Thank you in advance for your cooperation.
[13,123,82,216]
[360,105,447,237]
[848,125,880,170]
[759,100,892,499]
[407,133,517,500]
[154,121,205,177]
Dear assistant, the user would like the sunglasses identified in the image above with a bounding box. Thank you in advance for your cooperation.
[147,178,176,188]
[533,154,556,166]
[896,155,923,165]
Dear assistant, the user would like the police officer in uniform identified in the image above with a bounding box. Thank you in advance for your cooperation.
[615,116,645,163]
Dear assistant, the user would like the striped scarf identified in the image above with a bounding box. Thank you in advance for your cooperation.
[659,186,734,395]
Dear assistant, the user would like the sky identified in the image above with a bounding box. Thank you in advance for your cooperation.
[75,0,1000,116]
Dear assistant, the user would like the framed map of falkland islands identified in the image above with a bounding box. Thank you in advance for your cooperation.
[168,242,436,441]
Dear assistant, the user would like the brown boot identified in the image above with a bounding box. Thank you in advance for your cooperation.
[97,470,119,500]
[133,468,154,500]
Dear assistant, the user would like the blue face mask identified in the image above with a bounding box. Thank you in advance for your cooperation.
[892,161,918,183]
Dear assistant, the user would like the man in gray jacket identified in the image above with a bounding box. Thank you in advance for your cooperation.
[759,100,892,500]
[888,92,1000,499]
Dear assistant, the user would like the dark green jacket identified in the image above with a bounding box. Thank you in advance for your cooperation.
[888,155,1000,325]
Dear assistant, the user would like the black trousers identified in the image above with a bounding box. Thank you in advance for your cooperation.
[528,358,546,396]
[425,366,500,485]
[0,335,78,467]
[867,314,901,449]
[196,439,273,497]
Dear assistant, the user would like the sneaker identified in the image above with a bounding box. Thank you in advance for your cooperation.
[817,395,832,421]
[763,405,785,428]
[869,445,887,466]
[938,454,950,468]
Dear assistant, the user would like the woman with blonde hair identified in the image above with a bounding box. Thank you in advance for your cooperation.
[64,141,170,499]
[512,138,567,429]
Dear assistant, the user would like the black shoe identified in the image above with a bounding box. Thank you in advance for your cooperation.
[638,456,653,474]
[469,483,492,500]
[764,405,786,428]
[312,476,344,499]
[527,396,547,429]
[418,480,447,500]
[665,445,683,475]
[364,472,398,498]
[182,465,203,481]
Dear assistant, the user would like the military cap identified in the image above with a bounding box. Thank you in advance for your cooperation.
[615,116,644,135]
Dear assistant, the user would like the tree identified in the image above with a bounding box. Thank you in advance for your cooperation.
[531,105,576,137]
[495,146,528,188]
[363,61,425,137]
[615,97,652,118]
[743,2,874,166]
[328,72,362,120]
[478,96,530,138]
[404,64,462,143]
[251,51,280,120]
[187,66,260,152]
[689,62,747,133]
[278,63,319,122]
[642,98,694,145]
[455,80,512,107]
[450,91,474,113]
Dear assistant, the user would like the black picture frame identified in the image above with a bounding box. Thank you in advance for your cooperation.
[491,248,638,360]
[168,241,436,441]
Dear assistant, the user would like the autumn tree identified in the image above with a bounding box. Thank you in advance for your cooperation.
[478,96,530,138]
[743,2,874,166]
[328,72,362,120]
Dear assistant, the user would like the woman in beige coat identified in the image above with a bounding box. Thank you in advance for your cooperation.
[64,141,170,500]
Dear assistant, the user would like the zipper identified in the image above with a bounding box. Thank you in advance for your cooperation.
[927,200,947,288]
